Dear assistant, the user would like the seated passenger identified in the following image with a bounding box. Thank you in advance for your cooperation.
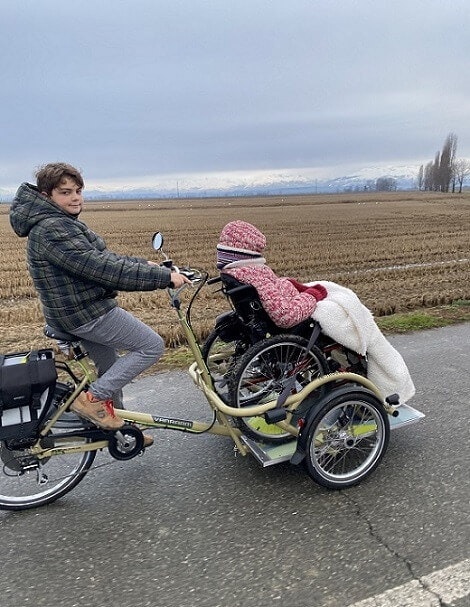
[216,220,327,329]
[216,220,415,403]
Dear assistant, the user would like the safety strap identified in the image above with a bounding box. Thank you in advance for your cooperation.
[276,323,322,407]
[28,351,43,414]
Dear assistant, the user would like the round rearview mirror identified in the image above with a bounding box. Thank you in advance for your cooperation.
[152,232,164,251]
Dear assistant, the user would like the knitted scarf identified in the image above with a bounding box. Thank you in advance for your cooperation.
[216,244,264,270]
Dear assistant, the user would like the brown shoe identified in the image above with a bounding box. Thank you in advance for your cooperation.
[71,392,125,431]
[142,433,154,448]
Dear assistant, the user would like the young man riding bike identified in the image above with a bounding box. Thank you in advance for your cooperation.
[10,162,190,444]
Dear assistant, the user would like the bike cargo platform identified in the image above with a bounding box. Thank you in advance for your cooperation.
[241,403,425,467]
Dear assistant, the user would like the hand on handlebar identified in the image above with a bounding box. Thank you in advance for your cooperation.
[170,272,192,288]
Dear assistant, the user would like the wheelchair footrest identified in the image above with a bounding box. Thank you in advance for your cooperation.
[240,435,297,467]
[389,403,425,430]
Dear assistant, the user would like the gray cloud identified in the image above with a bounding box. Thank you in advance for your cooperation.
[2,0,470,189]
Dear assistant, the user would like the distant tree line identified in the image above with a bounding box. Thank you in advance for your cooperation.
[375,177,397,191]
[417,132,470,193]
[342,179,398,193]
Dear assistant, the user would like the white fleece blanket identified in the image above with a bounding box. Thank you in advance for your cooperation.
[306,281,415,404]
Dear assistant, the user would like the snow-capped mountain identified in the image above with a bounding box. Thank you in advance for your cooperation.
[324,164,418,193]
[84,164,420,199]
[0,188,13,202]
[0,164,421,202]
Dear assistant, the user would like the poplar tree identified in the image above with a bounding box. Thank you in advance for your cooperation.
[438,132,457,192]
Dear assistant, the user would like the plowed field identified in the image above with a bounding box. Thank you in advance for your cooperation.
[1,191,468,353]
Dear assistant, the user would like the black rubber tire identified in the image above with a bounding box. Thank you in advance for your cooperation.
[304,390,390,489]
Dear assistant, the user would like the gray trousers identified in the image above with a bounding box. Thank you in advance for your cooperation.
[71,307,165,408]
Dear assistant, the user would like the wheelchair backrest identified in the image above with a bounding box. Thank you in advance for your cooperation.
[220,273,279,336]
[219,273,315,341]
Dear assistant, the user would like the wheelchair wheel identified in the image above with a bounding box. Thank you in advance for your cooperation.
[304,390,390,489]
[201,329,249,400]
[228,335,328,443]
[0,383,96,511]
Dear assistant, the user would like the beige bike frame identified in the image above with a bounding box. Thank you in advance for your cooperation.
[32,283,396,460]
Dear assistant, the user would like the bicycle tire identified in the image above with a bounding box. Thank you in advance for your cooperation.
[0,383,96,511]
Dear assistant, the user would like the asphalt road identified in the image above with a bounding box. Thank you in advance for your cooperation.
[1,323,469,607]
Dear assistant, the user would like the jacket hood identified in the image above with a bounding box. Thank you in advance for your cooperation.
[9,183,71,237]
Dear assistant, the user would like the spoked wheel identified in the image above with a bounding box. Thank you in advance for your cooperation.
[228,335,328,443]
[0,384,96,511]
[201,329,249,400]
[304,390,390,489]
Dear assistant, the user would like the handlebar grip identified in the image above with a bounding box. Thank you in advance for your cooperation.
[207,276,222,285]
[180,270,196,279]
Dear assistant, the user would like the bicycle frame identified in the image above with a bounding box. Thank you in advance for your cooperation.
[0,235,428,512]
[30,277,398,462]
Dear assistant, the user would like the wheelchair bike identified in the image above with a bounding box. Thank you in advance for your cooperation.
[202,274,368,443]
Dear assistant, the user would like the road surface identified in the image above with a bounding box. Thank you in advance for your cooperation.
[1,323,469,607]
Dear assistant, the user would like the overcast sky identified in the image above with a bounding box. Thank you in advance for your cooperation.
[1,0,470,192]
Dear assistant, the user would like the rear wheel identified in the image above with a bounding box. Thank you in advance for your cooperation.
[0,383,96,510]
[228,335,328,443]
[304,391,390,489]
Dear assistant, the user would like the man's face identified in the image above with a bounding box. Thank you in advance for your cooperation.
[46,177,84,216]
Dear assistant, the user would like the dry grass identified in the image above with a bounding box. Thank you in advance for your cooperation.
[1,191,469,355]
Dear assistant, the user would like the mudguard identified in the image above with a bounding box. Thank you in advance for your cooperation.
[213,311,244,342]
[290,384,382,465]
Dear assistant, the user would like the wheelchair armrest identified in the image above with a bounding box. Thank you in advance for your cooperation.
[225,283,256,297]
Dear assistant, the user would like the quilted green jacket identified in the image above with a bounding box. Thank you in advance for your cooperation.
[10,183,171,331]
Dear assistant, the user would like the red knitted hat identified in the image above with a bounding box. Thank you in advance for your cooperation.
[219,221,266,253]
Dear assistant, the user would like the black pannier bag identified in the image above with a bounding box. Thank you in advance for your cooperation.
[0,349,57,441]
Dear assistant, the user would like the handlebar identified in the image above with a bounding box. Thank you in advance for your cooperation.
[178,268,198,281]
[160,260,203,283]
[166,266,206,292]
[152,233,204,294]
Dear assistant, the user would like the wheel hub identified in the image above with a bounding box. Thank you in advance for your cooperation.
[324,429,357,450]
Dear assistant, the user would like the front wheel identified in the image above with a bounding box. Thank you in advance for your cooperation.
[304,391,390,489]
[0,383,96,510]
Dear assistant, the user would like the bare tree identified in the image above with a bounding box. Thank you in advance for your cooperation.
[438,132,458,192]
[422,133,458,192]
[376,177,397,191]
[430,151,441,191]
[417,165,424,190]
[453,158,470,193]
[423,160,435,191]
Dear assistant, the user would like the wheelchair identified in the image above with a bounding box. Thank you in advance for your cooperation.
[203,274,367,443]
